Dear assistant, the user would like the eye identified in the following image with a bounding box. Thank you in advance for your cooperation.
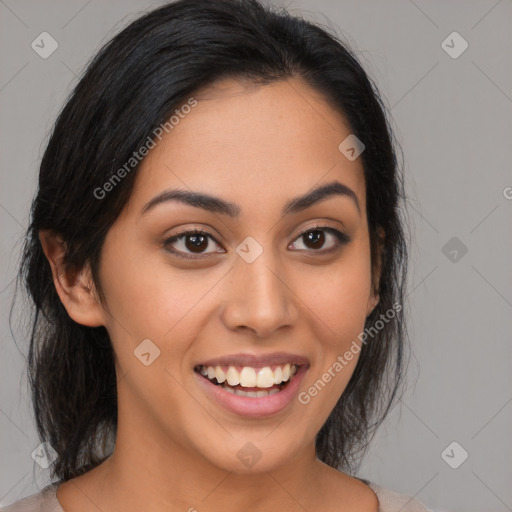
[289,226,350,252]
[164,225,350,259]
[163,230,225,258]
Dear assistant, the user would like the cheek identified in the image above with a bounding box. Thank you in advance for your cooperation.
[293,242,372,408]
[98,239,216,343]
[97,245,211,420]
[296,246,373,339]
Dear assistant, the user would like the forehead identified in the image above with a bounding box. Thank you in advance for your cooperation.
[127,76,366,217]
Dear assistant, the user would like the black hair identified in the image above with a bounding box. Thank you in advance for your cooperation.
[15,0,409,482]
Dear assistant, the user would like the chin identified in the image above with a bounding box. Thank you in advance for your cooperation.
[196,438,301,475]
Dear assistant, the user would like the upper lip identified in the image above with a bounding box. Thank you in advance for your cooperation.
[195,352,310,369]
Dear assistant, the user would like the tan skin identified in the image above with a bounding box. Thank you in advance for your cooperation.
[40,76,382,512]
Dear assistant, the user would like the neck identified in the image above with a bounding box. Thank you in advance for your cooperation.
[60,404,337,512]
[100,429,326,511]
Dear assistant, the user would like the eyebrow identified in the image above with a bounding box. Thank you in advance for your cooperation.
[138,180,360,218]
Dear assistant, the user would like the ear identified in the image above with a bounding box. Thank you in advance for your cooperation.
[39,230,106,327]
[366,227,385,317]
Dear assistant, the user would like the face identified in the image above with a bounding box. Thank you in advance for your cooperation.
[93,76,378,474]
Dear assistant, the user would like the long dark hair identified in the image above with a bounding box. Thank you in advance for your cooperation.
[15,0,409,483]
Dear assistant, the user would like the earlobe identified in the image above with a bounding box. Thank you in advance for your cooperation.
[38,230,105,327]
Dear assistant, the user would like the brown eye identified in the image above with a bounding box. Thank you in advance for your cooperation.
[185,233,209,253]
[290,227,350,252]
[303,230,325,249]
[164,230,225,258]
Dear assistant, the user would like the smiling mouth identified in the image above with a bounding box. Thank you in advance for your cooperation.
[194,363,300,397]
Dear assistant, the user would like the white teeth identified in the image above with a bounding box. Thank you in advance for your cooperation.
[256,367,274,388]
[215,366,226,384]
[282,363,291,381]
[229,386,278,398]
[240,367,257,387]
[199,363,299,388]
[226,366,240,386]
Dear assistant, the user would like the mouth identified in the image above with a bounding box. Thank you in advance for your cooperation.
[193,353,310,418]
[194,363,300,397]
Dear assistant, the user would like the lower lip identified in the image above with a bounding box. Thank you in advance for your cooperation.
[194,365,309,418]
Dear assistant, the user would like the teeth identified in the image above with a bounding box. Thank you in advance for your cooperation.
[226,366,240,386]
[256,367,274,388]
[240,367,257,387]
[215,366,226,384]
[282,363,291,382]
[199,363,299,388]
[229,386,282,397]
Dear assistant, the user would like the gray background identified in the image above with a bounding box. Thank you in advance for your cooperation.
[1,1,511,511]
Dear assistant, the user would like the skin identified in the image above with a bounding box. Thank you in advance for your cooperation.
[40,76,381,512]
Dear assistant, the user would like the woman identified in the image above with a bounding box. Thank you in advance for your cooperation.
[3,0,431,510]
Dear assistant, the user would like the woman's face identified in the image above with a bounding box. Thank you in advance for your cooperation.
[95,76,378,474]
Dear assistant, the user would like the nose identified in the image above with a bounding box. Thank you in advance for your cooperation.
[220,249,298,338]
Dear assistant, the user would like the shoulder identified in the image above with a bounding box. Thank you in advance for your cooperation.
[1,478,433,512]
[358,478,433,512]
[0,484,62,512]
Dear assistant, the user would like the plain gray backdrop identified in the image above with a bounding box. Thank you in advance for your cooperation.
[1,1,511,511]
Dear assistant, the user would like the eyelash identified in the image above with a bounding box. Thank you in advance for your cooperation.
[163,225,351,260]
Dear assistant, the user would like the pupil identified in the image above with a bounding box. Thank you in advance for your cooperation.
[186,234,207,253]
[306,230,324,249]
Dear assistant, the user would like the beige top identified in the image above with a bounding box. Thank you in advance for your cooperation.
[0,480,432,512]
